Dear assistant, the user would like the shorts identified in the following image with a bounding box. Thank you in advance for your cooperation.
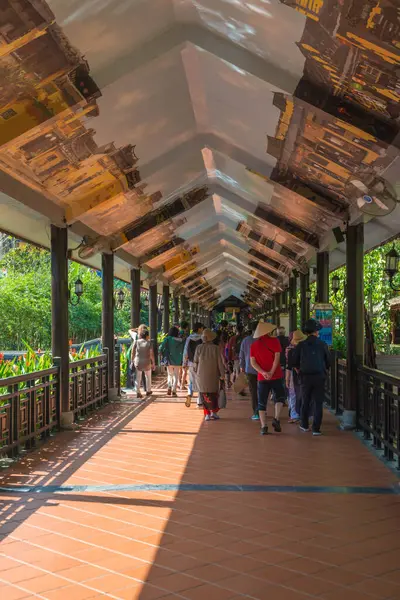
[258,379,286,412]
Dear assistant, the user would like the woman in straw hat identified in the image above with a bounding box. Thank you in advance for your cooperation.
[250,321,285,435]
[285,330,306,423]
[193,329,226,421]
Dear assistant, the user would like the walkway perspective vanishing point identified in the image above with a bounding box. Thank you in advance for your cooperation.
[1,387,399,600]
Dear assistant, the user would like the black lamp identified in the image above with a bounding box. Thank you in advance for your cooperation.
[385,247,400,291]
[69,278,83,305]
[331,275,340,296]
[115,288,125,310]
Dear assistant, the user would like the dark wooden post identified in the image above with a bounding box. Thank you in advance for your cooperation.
[180,295,187,321]
[289,276,297,332]
[163,285,170,334]
[51,226,70,426]
[102,253,115,396]
[344,223,364,430]
[173,295,180,324]
[149,283,158,363]
[190,303,196,330]
[300,272,310,328]
[273,293,280,327]
[131,268,141,328]
[316,251,329,303]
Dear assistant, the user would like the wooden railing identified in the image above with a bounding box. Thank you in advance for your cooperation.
[69,353,108,418]
[325,354,399,469]
[0,368,59,458]
[0,346,122,457]
[357,366,399,469]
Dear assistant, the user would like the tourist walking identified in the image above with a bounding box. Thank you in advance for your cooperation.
[183,322,204,407]
[239,321,259,420]
[193,329,225,421]
[132,329,155,399]
[159,326,184,397]
[250,321,285,435]
[127,325,148,391]
[292,319,330,436]
[285,330,306,423]
[227,325,244,382]
[179,321,190,390]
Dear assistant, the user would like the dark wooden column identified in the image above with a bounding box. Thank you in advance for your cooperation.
[190,303,196,329]
[51,226,70,423]
[102,253,115,392]
[180,295,187,321]
[273,293,280,327]
[173,295,180,324]
[289,276,297,332]
[316,251,329,303]
[162,285,170,334]
[131,268,141,328]
[300,272,310,328]
[149,283,158,362]
[344,223,364,430]
[265,299,272,320]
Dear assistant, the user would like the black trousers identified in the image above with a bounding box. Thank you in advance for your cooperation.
[293,370,303,417]
[300,374,326,432]
[247,373,258,414]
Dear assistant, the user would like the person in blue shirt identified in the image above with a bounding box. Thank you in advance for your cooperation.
[239,321,259,420]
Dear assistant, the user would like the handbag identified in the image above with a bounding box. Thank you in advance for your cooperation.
[233,372,247,394]
[218,382,227,409]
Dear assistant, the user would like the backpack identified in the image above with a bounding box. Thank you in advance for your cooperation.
[187,338,202,362]
[299,338,325,375]
[159,338,170,366]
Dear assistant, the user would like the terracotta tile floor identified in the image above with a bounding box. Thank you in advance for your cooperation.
[1,381,399,599]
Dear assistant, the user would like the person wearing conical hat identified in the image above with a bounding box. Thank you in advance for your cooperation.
[250,321,285,435]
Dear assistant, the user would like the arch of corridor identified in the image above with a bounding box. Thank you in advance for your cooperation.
[0,1,399,424]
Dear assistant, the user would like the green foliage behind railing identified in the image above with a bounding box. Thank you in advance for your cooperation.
[0,343,103,397]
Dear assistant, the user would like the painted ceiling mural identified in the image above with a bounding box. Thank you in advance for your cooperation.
[0,0,399,308]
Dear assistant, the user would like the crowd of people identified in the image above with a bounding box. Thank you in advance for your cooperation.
[127,316,330,435]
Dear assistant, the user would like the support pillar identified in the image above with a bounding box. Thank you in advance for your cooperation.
[300,272,310,328]
[316,252,329,303]
[102,253,116,399]
[149,283,158,364]
[289,276,297,332]
[272,294,279,327]
[344,223,364,430]
[162,285,170,334]
[173,295,180,324]
[180,295,187,321]
[131,268,141,328]
[190,303,196,330]
[51,226,70,426]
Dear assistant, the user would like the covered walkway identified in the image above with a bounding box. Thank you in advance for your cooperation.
[1,390,399,600]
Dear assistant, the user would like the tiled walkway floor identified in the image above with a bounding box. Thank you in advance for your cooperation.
[1,383,399,600]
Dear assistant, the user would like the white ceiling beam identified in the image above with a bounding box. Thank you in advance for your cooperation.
[93,25,299,94]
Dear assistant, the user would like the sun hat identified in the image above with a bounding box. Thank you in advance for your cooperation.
[292,330,307,345]
[202,328,217,343]
[253,321,277,339]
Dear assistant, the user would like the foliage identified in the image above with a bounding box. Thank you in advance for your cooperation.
[69,344,102,362]
[0,243,152,350]
[120,345,129,388]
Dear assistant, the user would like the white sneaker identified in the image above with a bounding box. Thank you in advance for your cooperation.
[204,415,211,422]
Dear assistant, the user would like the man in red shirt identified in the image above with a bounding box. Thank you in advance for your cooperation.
[250,321,285,435]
